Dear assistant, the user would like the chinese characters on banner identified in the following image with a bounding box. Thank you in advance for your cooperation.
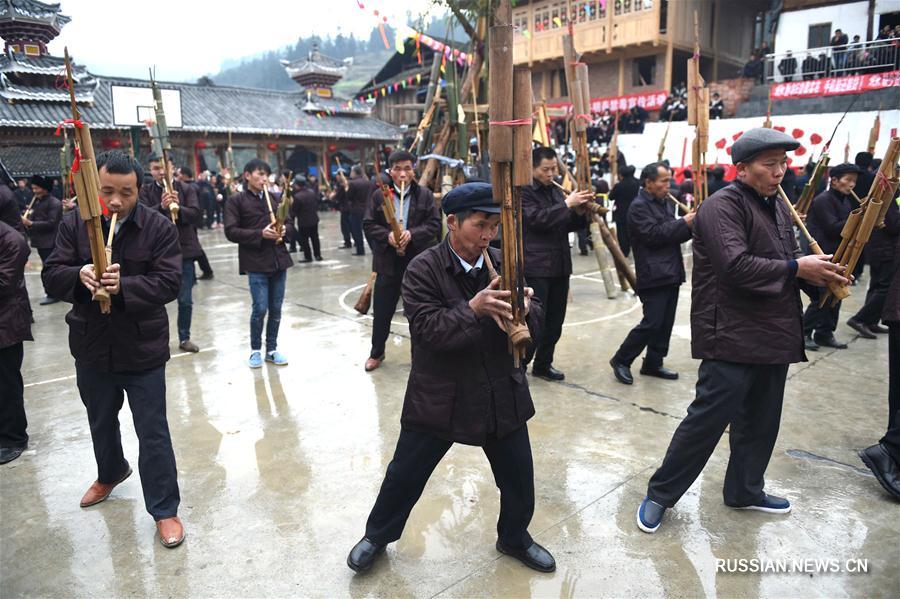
[770,70,899,100]
[547,89,667,117]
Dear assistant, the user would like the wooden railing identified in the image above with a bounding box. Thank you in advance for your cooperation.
[512,0,659,64]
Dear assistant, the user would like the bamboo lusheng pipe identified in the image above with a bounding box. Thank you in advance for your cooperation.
[64,48,110,313]
[21,195,37,219]
[148,68,178,224]
[354,272,377,315]
[593,214,636,291]
[105,212,117,265]
[867,110,880,154]
[262,186,287,245]
[776,185,851,303]
[377,173,405,257]
[658,117,672,162]
[666,192,692,214]
[481,248,532,355]
[795,153,830,215]
[687,10,709,207]
[870,137,900,227]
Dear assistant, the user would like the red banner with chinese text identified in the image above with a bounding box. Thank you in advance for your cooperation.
[547,89,668,118]
[770,70,899,100]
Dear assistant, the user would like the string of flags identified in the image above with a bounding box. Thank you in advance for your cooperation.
[356,72,445,104]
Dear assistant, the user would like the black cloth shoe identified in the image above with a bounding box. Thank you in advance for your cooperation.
[347,537,385,572]
[869,323,890,335]
[858,443,900,501]
[804,335,819,351]
[39,296,59,305]
[341,243,353,249]
[532,365,565,381]
[354,251,366,256]
[288,247,297,253]
[496,541,556,573]
[198,272,214,280]
[300,257,313,263]
[0,444,27,465]
[814,334,848,349]
[847,318,877,339]
[609,358,633,385]
[640,364,679,380]
[315,255,324,261]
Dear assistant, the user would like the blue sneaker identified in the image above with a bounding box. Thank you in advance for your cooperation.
[636,497,666,533]
[265,351,288,366]
[726,493,791,514]
[248,351,263,369]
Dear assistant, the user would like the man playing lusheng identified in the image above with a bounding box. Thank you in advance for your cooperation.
[636,128,849,533]
[348,183,554,574]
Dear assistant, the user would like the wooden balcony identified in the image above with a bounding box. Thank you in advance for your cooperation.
[513,1,659,65]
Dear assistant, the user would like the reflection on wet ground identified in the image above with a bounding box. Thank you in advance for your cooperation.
[3,213,896,597]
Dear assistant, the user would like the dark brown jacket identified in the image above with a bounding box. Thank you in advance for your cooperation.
[363,178,440,277]
[691,180,805,364]
[628,188,693,291]
[868,198,899,263]
[882,236,900,324]
[26,194,62,249]
[0,221,33,349]
[0,185,24,233]
[337,177,371,216]
[42,203,182,373]
[521,180,586,279]
[401,239,543,445]
[138,180,203,259]
[806,188,855,255]
[224,188,294,274]
[291,188,319,228]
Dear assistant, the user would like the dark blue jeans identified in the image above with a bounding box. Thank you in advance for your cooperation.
[177,259,195,342]
[248,269,287,353]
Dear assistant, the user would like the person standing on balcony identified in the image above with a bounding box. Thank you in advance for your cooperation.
[778,51,798,82]
[830,29,849,75]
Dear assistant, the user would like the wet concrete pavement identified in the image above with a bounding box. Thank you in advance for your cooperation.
[3,212,897,598]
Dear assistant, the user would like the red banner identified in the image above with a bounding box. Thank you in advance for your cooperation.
[770,70,900,100]
[547,89,668,118]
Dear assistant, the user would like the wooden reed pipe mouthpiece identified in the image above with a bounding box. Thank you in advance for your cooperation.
[666,193,692,214]
[481,249,532,349]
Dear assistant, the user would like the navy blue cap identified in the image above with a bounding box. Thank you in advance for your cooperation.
[828,163,861,178]
[441,182,501,215]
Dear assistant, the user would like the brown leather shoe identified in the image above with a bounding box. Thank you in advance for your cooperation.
[364,356,383,372]
[179,339,200,352]
[156,516,185,548]
[80,467,133,508]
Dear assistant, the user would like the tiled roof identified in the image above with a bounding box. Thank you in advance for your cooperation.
[0,56,402,142]
[0,143,62,177]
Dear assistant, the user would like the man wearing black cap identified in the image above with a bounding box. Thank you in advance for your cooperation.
[362,150,441,372]
[636,128,849,533]
[521,146,593,381]
[802,163,860,349]
[21,175,62,305]
[347,182,555,574]
[610,162,694,385]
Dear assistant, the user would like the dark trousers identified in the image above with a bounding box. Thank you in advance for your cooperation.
[365,425,535,550]
[37,247,54,296]
[647,360,788,508]
[371,270,404,359]
[613,284,679,369]
[75,364,180,520]
[883,325,900,463]
[0,343,27,448]
[340,210,352,246]
[195,249,213,276]
[349,213,365,255]
[526,275,570,370]
[298,225,321,260]
[177,259,195,342]
[614,219,631,257]
[803,286,841,338]
[853,259,894,325]
[576,229,592,253]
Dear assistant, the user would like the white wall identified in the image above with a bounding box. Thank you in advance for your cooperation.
[774,1,897,55]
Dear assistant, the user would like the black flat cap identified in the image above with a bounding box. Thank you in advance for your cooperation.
[828,163,861,178]
[732,128,800,164]
[29,175,54,191]
[442,182,501,215]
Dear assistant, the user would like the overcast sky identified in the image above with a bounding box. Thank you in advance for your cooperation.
[47,0,442,81]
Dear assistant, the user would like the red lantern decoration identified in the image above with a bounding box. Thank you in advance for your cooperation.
[194,140,208,149]
[328,144,337,153]
[102,138,122,149]
[267,143,278,151]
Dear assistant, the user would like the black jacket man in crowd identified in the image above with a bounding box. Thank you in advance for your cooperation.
[22,175,62,305]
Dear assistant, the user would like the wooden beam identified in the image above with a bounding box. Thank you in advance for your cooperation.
[712,0,720,81]
[618,56,625,95]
